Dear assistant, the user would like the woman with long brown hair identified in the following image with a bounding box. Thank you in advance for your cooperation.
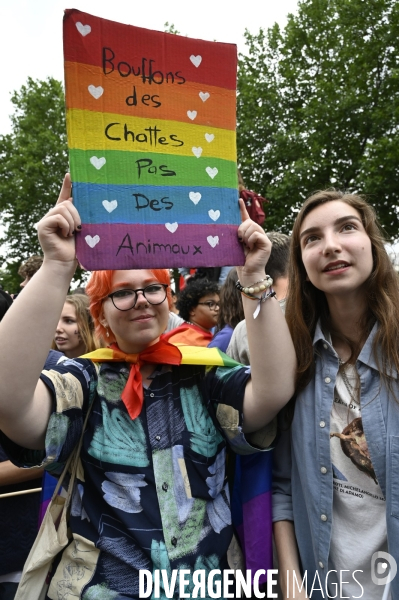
[208,267,244,352]
[273,190,399,599]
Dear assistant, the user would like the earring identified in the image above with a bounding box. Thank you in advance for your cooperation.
[106,328,110,338]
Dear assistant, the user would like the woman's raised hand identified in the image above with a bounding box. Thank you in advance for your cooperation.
[236,198,271,278]
[37,174,81,266]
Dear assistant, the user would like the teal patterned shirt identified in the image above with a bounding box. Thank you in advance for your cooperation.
[2,357,271,599]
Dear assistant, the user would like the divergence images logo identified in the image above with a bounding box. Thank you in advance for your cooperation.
[371,551,397,586]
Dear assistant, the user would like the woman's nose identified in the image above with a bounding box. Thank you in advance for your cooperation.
[134,290,149,307]
[322,232,342,255]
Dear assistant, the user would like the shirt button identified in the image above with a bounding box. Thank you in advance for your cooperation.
[323,344,328,350]
[155,435,161,441]
[162,482,168,491]
[320,467,327,474]
[319,561,324,569]
[321,514,328,522]
[320,421,326,428]
[325,377,331,384]
[171,537,177,546]
[150,393,155,398]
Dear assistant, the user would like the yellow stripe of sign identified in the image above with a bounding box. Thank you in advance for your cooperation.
[66,109,236,161]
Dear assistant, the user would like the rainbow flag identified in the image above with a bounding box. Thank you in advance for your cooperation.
[231,453,273,585]
[38,471,58,526]
[63,10,244,270]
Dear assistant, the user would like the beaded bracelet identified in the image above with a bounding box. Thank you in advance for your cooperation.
[235,275,273,299]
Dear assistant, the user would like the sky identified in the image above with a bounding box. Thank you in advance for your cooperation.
[0,0,300,135]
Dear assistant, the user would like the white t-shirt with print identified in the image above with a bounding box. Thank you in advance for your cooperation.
[328,364,388,599]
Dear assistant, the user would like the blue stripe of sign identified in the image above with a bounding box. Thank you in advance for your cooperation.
[72,183,240,225]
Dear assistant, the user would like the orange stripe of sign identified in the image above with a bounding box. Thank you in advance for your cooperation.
[65,61,236,131]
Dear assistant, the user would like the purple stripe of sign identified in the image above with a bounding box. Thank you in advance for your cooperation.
[76,223,245,270]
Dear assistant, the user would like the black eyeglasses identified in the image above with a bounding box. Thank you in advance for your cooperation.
[108,284,168,311]
[197,301,220,310]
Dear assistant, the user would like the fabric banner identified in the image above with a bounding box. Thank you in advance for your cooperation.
[63,10,244,270]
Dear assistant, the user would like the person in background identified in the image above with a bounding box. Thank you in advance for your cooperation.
[165,289,185,332]
[0,290,43,600]
[208,268,244,353]
[42,294,100,526]
[227,232,291,365]
[169,277,220,346]
[178,266,233,287]
[170,289,179,314]
[52,294,99,358]
[222,235,290,595]
[17,255,43,289]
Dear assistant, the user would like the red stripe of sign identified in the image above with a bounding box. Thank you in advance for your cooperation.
[63,9,237,91]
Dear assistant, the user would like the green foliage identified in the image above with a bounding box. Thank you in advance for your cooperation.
[0,78,70,291]
[0,263,21,296]
[237,0,399,237]
[0,77,68,258]
[164,22,181,35]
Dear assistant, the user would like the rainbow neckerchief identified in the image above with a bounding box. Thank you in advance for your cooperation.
[82,343,239,368]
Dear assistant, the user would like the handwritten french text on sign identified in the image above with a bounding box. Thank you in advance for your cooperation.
[63,10,243,270]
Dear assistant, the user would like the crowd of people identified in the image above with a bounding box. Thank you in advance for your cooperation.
[0,176,397,600]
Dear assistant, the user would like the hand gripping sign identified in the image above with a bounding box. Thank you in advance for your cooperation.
[63,10,244,270]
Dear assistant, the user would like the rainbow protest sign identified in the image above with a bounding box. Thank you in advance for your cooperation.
[63,10,244,270]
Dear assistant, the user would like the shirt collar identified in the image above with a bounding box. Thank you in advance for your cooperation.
[313,320,397,378]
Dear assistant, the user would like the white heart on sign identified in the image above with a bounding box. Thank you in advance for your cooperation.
[189,192,201,205]
[205,133,215,143]
[187,110,197,120]
[102,200,117,213]
[85,235,100,248]
[88,85,104,99]
[199,91,210,102]
[165,222,178,233]
[206,167,218,179]
[76,22,91,36]
[207,235,219,248]
[208,209,220,221]
[192,146,203,158]
[190,55,202,67]
[90,156,106,170]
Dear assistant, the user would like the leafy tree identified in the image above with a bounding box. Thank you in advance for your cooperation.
[164,22,181,35]
[237,0,399,237]
[0,77,69,291]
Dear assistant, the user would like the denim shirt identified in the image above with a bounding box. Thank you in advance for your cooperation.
[273,321,399,599]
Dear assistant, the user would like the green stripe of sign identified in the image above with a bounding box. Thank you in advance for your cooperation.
[69,149,238,188]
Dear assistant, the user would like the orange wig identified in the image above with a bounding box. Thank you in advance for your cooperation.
[86,269,172,343]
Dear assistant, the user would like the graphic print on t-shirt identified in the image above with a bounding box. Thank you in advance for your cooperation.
[331,416,378,483]
[328,364,387,600]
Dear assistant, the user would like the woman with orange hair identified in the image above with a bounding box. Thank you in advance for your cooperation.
[0,175,296,599]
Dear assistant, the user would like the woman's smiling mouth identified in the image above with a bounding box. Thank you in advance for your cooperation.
[323,261,350,273]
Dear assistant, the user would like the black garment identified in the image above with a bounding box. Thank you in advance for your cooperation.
[0,350,62,576]
[194,267,221,282]
[0,582,18,600]
[0,445,42,576]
